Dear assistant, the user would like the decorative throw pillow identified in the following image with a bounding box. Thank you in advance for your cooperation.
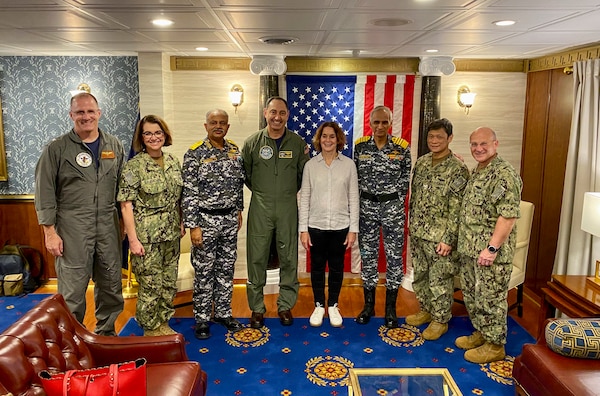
[545,319,600,359]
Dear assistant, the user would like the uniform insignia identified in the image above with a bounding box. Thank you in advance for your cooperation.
[202,156,217,164]
[358,154,371,160]
[354,136,371,145]
[260,145,274,160]
[391,136,409,148]
[76,152,92,167]
[450,176,468,192]
[388,150,404,160]
[101,151,115,159]
[279,150,293,159]
[226,139,239,149]
[491,184,506,202]
[190,140,204,150]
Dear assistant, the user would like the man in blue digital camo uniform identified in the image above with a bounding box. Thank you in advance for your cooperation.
[354,105,411,329]
[182,109,245,340]
[407,118,469,340]
[455,126,522,364]
[35,92,124,336]
[242,97,310,328]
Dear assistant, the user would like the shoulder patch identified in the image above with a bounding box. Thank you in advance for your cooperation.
[391,136,409,149]
[189,140,205,150]
[354,136,371,145]
[226,139,239,148]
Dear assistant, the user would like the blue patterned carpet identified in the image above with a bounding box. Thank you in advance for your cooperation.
[0,294,53,333]
[121,315,534,396]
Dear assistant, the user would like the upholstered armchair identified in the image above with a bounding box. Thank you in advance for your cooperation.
[0,294,207,396]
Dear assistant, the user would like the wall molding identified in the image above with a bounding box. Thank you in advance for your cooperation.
[528,43,600,72]
[170,57,251,71]
[170,56,527,73]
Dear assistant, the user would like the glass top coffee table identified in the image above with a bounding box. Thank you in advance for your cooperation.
[348,368,463,396]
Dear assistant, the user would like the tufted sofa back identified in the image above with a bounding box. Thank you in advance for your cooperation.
[0,294,96,396]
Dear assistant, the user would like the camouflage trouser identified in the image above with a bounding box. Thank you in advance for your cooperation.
[132,239,180,331]
[192,212,238,323]
[410,236,459,323]
[358,198,405,290]
[459,254,512,345]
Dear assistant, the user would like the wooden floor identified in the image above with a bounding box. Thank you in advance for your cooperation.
[37,278,541,338]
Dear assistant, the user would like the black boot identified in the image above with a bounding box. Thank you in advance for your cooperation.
[384,288,399,328]
[356,287,376,324]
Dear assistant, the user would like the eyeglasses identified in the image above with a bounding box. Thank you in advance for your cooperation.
[142,130,165,138]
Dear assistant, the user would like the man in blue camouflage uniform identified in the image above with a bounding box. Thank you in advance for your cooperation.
[455,127,522,364]
[182,109,245,340]
[354,105,411,328]
[407,118,469,340]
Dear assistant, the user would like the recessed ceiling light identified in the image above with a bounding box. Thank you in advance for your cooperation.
[370,18,412,27]
[493,20,516,27]
[425,49,439,53]
[152,18,173,27]
[195,47,208,51]
[258,36,297,45]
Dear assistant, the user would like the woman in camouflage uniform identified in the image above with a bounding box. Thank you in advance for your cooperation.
[118,115,184,336]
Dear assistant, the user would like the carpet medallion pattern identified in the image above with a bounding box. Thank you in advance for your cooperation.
[120,315,533,396]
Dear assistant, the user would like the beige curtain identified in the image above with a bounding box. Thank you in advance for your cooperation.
[554,59,600,275]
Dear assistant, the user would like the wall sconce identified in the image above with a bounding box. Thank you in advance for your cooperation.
[70,83,91,97]
[457,85,476,114]
[581,192,600,290]
[229,84,244,113]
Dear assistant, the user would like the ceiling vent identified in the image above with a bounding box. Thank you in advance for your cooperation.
[259,36,297,45]
[370,18,412,27]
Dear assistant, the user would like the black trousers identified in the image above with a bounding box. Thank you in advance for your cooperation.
[308,227,348,306]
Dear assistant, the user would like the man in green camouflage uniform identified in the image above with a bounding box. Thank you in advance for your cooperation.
[407,118,469,340]
[455,127,522,364]
[182,109,245,340]
[354,105,411,329]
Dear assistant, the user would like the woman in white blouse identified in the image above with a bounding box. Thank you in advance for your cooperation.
[299,121,359,327]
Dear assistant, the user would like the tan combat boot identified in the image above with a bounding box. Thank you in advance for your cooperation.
[158,322,178,335]
[405,311,432,326]
[422,321,448,341]
[143,328,162,337]
[455,330,485,350]
[464,342,506,364]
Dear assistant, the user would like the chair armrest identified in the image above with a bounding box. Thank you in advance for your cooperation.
[77,331,191,366]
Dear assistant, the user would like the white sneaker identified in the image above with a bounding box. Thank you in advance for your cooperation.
[328,304,343,327]
[310,303,326,327]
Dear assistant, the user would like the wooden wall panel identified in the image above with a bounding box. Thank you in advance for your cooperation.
[520,69,573,295]
[0,197,56,279]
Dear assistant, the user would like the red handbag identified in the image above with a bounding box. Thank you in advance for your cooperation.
[39,358,147,396]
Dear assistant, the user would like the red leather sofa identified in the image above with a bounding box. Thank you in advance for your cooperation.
[513,319,600,396]
[0,294,207,396]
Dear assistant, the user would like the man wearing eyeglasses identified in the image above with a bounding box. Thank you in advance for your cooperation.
[35,92,125,336]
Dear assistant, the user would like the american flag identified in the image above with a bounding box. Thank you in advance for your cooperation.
[288,74,416,273]
[286,74,415,158]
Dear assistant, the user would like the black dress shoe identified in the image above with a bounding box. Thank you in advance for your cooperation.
[250,312,264,329]
[278,309,293,326]
[194,322,210,340]
[214,317,244,332]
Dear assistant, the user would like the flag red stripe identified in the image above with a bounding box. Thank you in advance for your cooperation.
[401,75,415,141]
[363,76,375,136]
[384,75,396,112]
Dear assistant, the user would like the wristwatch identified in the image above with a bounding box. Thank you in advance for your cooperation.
[487,245,499,254]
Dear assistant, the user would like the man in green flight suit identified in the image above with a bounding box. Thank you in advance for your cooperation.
[242,96,310,328]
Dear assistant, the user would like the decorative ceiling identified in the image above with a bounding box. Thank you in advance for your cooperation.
[0,0,599,59]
